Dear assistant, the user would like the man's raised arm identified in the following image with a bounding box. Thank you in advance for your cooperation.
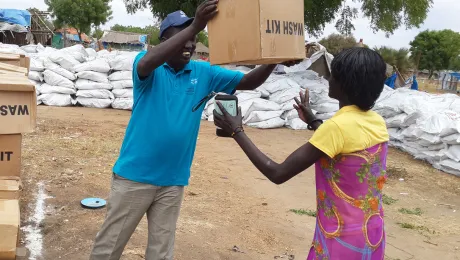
[137,0,219,78]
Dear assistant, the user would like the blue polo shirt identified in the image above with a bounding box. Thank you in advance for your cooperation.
[113,51,244,186]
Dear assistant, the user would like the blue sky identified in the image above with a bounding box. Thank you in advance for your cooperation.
[3,0,459,49]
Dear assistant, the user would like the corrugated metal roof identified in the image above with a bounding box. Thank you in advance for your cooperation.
[100,30,147,44]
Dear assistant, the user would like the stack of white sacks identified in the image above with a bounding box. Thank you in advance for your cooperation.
[373,88,460,176]
[74,56,113,108]
[107,51,136,110]
[37,45,83,106]
[4,43,460,176]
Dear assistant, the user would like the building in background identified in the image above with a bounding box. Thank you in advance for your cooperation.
[0,9,31,45]
[194,42,209,61]
[0,9,54,46]
[99,30,147,51]
[52,28,91,49]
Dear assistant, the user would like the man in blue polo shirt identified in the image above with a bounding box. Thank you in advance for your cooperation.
[90,1,299,259]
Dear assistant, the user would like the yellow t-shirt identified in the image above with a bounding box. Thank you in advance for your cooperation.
[309,105,389,158]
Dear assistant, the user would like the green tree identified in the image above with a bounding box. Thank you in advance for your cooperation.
[374,46,412,74]
[410,30,460,78]
[92,28,104,39]
[110,24,160,45]
[46,0,112,41]
[197,31,208,47]
[123,0,432,37]
[319,34,357,56]
[450,55,460,71]
[110,24,208,47]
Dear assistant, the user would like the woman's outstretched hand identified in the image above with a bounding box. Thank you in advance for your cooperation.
[293,90,315,124]
[213,102,243,136]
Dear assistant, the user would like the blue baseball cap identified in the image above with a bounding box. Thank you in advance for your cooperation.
[159,11,194,39]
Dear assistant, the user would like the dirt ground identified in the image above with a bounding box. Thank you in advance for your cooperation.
[17,106,460,260]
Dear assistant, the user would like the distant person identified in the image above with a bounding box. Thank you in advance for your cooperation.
[411,75,419,90]
[89,1,299,259]
[214,47,389,260]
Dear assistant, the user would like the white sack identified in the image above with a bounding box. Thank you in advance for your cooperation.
[108,71,132,81]
[0,43,26,55]
[240,99,282,118]
[111,80,133,89]
[76,71,109,83]
[388,128,404,141]
[435,160,460,177]
[75,79,112,90]
[109,54,136,71]
[262,78,300,94]
[256,86,270,98]
[77,89,114,100]
[243,111,284,124]
[442,133,460,145]
[64,44,88,62]
[269,87,302,104]
[21,44,37,53]
[112,88,133,98]
[312,102,339,114]
[38,93,73,106]
[43,59,77,81]
[417,111,460,137]
[30,58,45,72]
[112,98,133,110]
[385,113,408,128]
[236,91,261,103]
[38,84,76,95]
[43,70,75,89]
[49,51,80,72]
[446,145,460,162]
[74,59,111,73]
[286,118,308,130]
[247,117,285,129]
[28,71,43,82]
[36,43,45,52]
[75,97,113,108]
[86,48,97,58]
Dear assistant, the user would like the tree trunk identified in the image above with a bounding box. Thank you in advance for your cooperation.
[428,70,434,79]
[63,27,67,48]
[77,29,83,44]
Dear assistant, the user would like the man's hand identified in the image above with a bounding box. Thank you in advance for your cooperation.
[281,59,303,67]
[293,90,315,124]
[191,0,219,33]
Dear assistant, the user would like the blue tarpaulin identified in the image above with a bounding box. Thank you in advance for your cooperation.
[385,73,397,89]
[451,72,460,80]
[0,9,31,27]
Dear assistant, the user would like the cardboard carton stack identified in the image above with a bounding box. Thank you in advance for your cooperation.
[0,53,37,260]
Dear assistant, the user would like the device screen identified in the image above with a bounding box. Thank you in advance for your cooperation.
[214,100,237,117]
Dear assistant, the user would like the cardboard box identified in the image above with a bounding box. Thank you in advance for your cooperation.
[0,53,30,72]
[0,135,22,178]
[0,199,20,260]
[208,0,306,65]
[0,77,37,134]
[0,178,21,200]
[0,62,28,76]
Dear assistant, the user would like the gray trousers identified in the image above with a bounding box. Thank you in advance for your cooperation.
[89,174,184,260]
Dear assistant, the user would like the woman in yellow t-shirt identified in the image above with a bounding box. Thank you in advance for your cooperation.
[214,47,389,260]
